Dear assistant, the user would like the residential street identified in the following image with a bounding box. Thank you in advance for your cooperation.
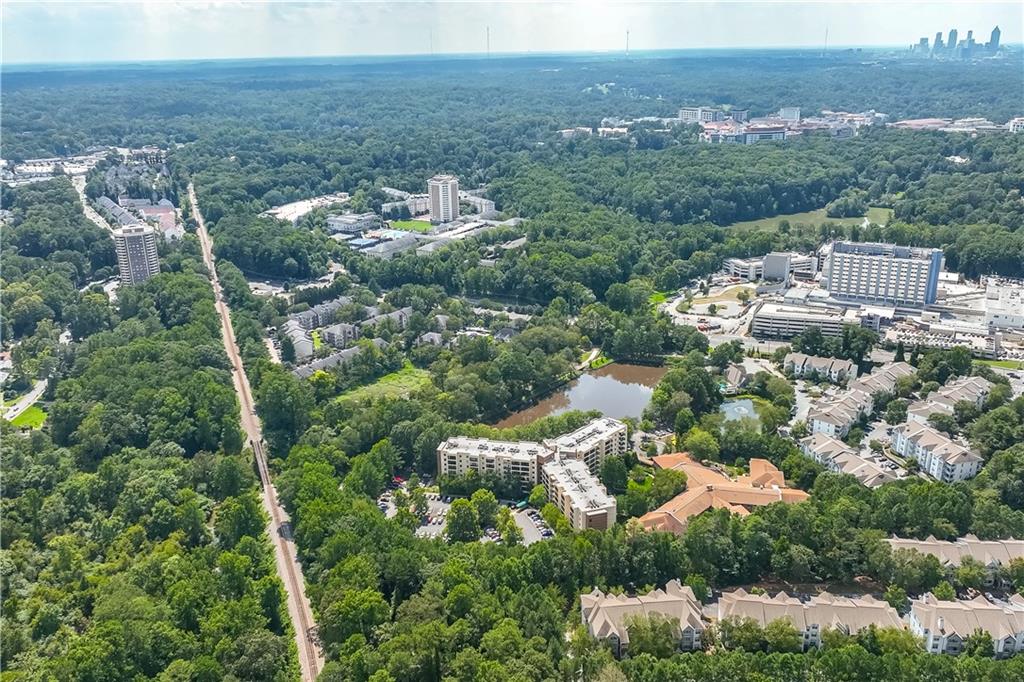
[190,183,323,681]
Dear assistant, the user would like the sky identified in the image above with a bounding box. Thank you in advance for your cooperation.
[2,1,1021,65]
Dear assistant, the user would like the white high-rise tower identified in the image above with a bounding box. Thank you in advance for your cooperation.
[428,174,459,223]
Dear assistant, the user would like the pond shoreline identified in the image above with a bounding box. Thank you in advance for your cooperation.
[494,363,668,428]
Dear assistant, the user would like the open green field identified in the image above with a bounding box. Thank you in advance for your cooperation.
[389,219,434,233]
[337,363,432,403]
[10,405,47,429]
[723,206,893,232]
[648,291,669,305]
[975,359,1024,370]
[692,283,755,305]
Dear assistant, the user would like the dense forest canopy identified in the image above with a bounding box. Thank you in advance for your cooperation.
[4,48,1024,681]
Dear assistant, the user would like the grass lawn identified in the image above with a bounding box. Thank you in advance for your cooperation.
[975,359,1024,370]
[337,362,431,403]
[648,291,669,305]
[723,206,893,232]
[590,354,612,370]
[389,219,434,233]
[11,405,47,429]
[692,284,755,305]
[311,330,323,350]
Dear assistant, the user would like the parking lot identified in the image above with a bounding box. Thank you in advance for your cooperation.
[378,490,554,545]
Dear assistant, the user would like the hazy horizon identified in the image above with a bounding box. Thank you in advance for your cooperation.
[3,1,1021,66]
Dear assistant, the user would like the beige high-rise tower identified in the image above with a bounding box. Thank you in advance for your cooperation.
[427,174,459,223]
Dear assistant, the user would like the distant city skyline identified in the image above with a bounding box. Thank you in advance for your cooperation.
[2,1,1021,66]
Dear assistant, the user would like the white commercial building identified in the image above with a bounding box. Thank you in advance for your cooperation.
[718,589,902,651]
[822,241,943,307]
[544,417,628,473]
[113,224,160,285]
[724,252,816,281]
[326,212,382,234]
[436,437,550,489]
[984,279,1024,330]
[910,593,1024,657]
[752,303,847,339]
[891,422,983,482]
[542,457,617,531]
[428,174,460,223]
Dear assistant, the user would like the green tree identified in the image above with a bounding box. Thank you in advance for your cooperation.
[446,499,481,542]
[470,488,500,528]
[624,613,679,658]
[933,580,956,601]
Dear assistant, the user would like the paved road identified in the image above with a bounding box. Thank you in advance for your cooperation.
[73,176,115,234]
[190,184,323,681]
[3,379,46,421]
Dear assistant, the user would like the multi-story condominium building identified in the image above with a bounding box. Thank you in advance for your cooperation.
[542,457,617,531]
[885,535,1024,587]
[292,338,388,379]
[848,361,915,396]
[290,296,353,330]
[428,174,460,223]
[580,580,704,657]
[891,422,983,482]
[724,252,816,281]
[799,433,897,488]
[784,353,857,383]
[436,437,550,489]
[806,361,914,438]
[320,322,359,348]
[907,376,994,425]
[326,212,382,234]
[281,320,314,362]
[544,417,628,473]
[910,593,1024,657]
[113,224,161,285]
[807,389,873,438]
[640,454,808,535]
[822,241,943,307]
[751,303,846,339]
[718,589,902,650]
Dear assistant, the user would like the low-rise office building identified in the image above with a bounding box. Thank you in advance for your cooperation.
[718,589,902,650]
[326,212,382,234]
[544,417,628,473]
[910,593,1024,657]
[784,353,857,383]
[724,252,816,281]
[580,580,704,657]
[885,535,1024,587]
[640,455,808,535]
[436,437,550,489]
[542,457,617,531]
[891,422,983,482]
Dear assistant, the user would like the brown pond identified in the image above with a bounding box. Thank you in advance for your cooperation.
[494,363,668,428]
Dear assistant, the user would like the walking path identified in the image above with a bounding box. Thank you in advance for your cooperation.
[190,183,323,681]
